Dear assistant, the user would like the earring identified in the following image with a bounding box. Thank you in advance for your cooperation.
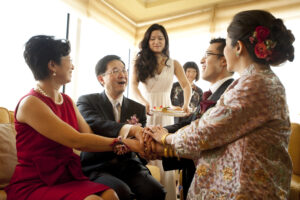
[53,72,56,76]
[235,52,240,57]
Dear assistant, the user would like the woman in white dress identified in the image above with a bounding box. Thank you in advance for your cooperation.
[131,23,192,200]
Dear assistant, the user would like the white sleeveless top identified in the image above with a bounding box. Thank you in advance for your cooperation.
[141,58,175,126]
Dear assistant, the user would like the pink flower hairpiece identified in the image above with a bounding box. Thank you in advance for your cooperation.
[249,26,277,61]
[127,114,142,126]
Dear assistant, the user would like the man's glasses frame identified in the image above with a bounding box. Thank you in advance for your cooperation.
[102,68,129,76]
[204,52,224,59]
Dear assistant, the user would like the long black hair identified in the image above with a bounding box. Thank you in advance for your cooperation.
[134,24,169,82]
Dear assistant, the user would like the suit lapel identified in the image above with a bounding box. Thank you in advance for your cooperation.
[100,92,115,121]
[191,78,234,121]
[120,97,130,123]
[208,79,234,102]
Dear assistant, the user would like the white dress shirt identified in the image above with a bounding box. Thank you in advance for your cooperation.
[105,91,132,138]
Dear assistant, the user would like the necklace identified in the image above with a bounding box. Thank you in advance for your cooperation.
[35,85,63,105]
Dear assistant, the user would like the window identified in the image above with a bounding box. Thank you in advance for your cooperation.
[0,0,68,110]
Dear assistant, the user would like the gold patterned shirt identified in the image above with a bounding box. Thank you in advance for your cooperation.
[172,65,292,200]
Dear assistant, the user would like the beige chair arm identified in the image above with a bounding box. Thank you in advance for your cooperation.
[146,164,160,182]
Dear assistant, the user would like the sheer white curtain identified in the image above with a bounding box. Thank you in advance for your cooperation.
[0,0,133,110]
[272,19,300,123]
[168,28,212,92]
[0,0,68,110]
[67,17,133,102]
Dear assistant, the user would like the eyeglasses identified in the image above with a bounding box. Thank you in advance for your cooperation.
[204,52,224,59]
[103,69,128,76]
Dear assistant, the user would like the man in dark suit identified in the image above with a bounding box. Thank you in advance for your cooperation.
[163,38,234,200]
[77,55,165,200]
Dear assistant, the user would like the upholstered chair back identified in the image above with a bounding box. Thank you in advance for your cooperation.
[288,123,300,200]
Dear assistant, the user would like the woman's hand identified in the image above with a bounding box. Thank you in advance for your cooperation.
[143,126,168,144]
[141,130,164,160]
[129,126,144,144]
[182,104,190,114]
[145,102,153,116]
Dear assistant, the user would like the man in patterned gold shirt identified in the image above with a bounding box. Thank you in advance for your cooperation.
[163,38,234,200]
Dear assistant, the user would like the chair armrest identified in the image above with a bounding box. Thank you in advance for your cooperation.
[289,174,300,200]
[0,190,7,200]
[146,164,160,182]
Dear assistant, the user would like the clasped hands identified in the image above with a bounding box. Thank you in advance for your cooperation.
[132,126,170,160]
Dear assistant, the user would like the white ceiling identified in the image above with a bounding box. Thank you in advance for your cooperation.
[102,0,252,25]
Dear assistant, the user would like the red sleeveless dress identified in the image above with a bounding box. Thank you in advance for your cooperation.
[5,89,109,200]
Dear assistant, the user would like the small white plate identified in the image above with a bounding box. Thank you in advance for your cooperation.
[151,109,188,117]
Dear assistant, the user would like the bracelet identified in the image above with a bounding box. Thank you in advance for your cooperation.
[164,146,169,158]
[161,133,170,146]
[110,136,122,147]
[110,136,131,155]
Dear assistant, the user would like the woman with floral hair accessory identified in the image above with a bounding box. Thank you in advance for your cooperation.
[145,10,295,199]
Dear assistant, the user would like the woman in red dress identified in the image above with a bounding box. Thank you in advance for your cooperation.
[5,35,143,200]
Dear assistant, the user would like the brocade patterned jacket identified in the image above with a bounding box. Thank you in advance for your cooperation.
[172,65,292,200]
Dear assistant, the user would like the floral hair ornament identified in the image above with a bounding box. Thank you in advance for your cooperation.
[249,26,277,61]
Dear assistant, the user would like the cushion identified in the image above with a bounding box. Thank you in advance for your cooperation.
[0,108,10,124]
[0,123,17,189]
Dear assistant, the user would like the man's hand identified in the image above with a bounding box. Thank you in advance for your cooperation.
[128,125,144,144]
[141,140,163,160]
[123,138,145,156]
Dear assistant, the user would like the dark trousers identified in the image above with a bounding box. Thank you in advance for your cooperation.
[181,162,195,200]
[89,166,166,200]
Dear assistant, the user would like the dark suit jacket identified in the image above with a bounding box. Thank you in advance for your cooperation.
[77,92,147,175]
[163,78,234,199]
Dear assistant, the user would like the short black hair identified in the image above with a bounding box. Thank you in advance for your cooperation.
[210,38,226,56]
[183,61,200,81]
[95,55,125,76]
[24,35,70,80]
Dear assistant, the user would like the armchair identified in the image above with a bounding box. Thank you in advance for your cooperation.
[0,107,16,200]
[289,123,300,200]
[0,106,161,200]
